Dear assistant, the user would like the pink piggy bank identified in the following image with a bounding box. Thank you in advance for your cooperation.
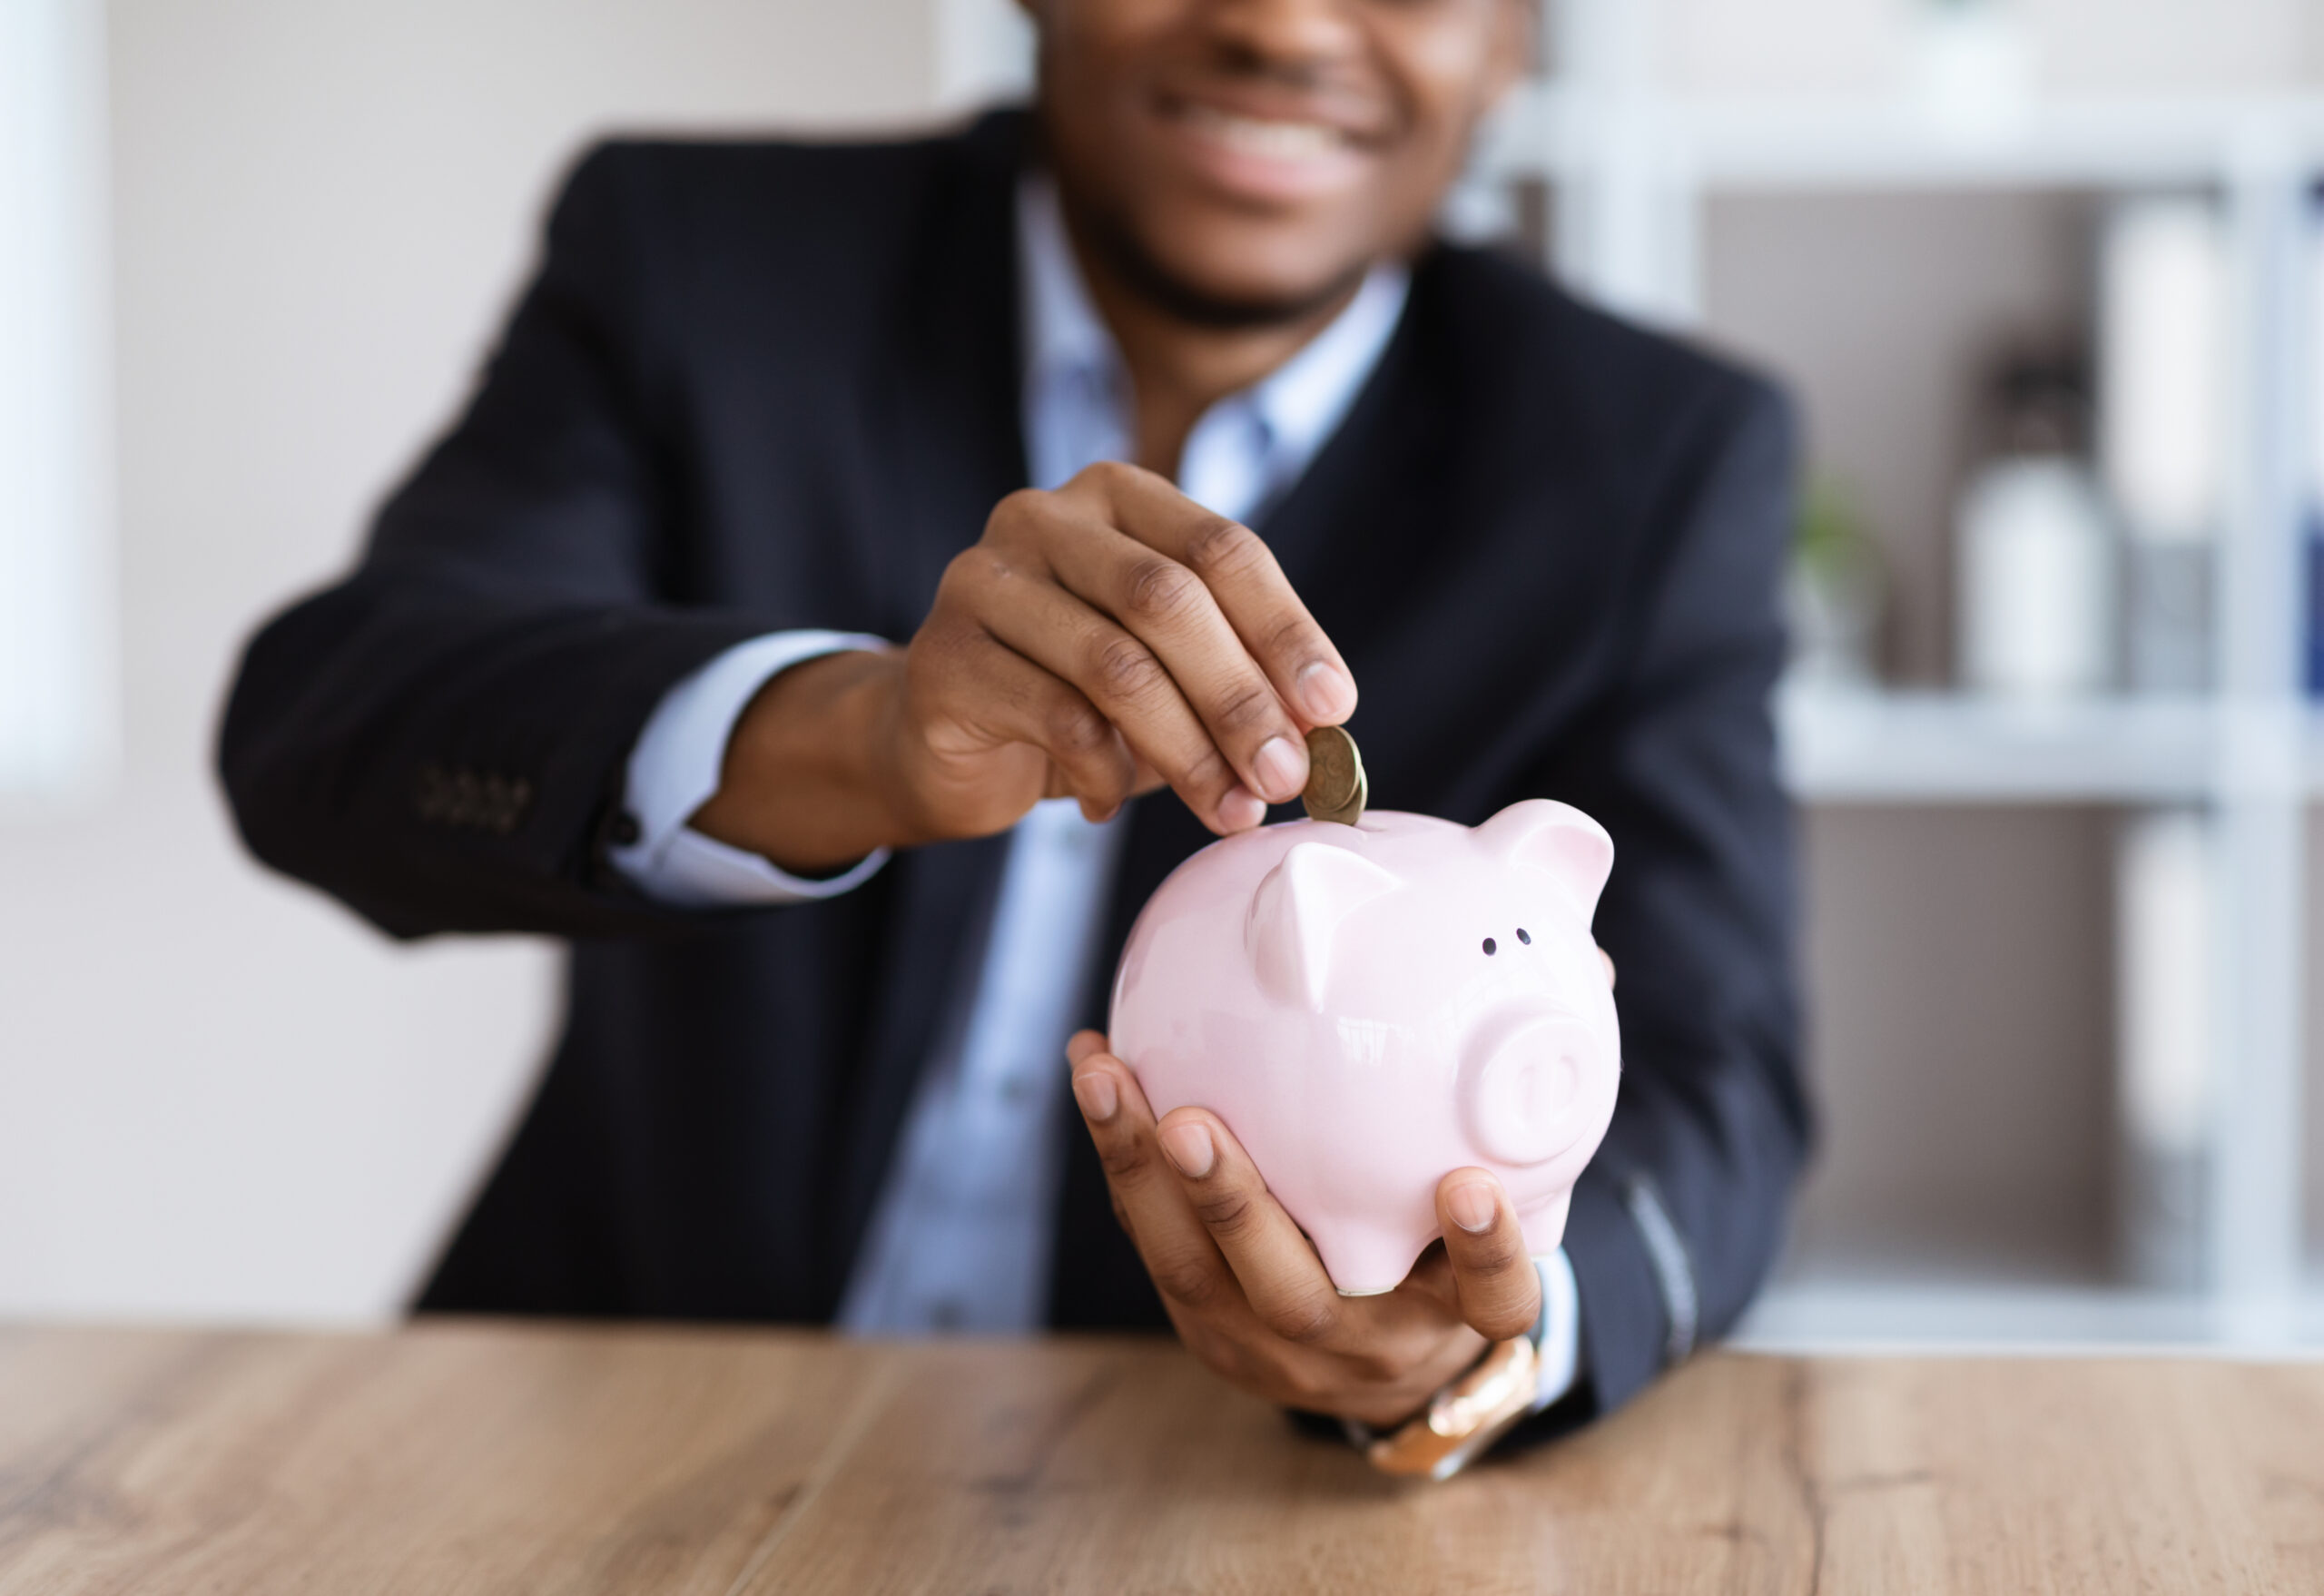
[1108,800,1620,1296]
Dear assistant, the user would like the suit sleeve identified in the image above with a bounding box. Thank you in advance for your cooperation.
[1521,375,1809,1434]
[218,144,775,939]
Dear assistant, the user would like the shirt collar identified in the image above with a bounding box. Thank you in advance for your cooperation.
[1246,259,1410,474]
[1017,173,1121,402]
[1015,173,1410,487]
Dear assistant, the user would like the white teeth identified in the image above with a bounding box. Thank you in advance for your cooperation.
[1182,103,1344,161]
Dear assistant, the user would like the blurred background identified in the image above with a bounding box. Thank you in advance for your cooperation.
[3,0,2320,1348]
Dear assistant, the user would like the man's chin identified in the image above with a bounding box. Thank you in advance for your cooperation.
[1078,202,1376,332]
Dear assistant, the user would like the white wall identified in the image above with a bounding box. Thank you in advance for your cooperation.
[0,0,936,1323]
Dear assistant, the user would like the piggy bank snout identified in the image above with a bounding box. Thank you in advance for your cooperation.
[1461,1012,1604,1168]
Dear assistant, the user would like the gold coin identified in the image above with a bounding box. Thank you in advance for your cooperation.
[1301,725,1367,826]
[1313,766,1368,828]
[1314,775,1367,828]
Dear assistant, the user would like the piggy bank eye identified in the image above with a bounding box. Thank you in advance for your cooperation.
[1516,928,1531,945]
[1482,937,1497,956]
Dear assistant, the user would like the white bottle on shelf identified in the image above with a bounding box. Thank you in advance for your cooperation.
[1956,457,2116,699]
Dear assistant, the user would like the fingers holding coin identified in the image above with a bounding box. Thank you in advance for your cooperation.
[1075,465,1360,729]
[959,464,1359,836]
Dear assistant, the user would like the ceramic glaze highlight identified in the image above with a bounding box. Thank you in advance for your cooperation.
[1108,800,1621,1296]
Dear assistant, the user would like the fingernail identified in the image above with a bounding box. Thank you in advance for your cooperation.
[1217,784,1265,832]
[1072,1070,1118,1124]
[1297,662,1356,723]
[1252,735,1305,803]
[1159,1121,1215,1180]
[1448,1182,1497,1234]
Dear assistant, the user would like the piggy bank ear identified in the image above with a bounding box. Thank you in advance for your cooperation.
[1476,800,1614,917]
[1246,842,1403,1010]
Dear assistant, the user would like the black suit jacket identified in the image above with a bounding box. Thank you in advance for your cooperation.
[220,111,1807,1431]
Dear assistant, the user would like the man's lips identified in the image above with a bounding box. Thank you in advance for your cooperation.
[1178,100,1356,161]
[1153,94,1384,203]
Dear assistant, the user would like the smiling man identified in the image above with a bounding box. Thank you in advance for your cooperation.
[221,0,1807,1472]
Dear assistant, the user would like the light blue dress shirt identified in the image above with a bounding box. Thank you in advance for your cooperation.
[608,175,1577,1412]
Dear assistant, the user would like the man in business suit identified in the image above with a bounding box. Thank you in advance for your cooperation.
[221,0,1805,1457]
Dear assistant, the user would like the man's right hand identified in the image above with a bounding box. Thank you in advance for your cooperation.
[691,461,1358,874]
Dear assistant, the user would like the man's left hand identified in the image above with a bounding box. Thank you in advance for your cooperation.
[1066,1030,1543,1430]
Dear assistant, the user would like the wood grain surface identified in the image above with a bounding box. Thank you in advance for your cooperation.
[0,1322,2316,1593]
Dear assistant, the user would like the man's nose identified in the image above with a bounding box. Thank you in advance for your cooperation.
[1202,0,1366,77]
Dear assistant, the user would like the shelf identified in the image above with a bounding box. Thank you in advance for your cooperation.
[1778,687,2220,804]
[1486,84,2324,192]
[1734,1280,2324,1353]
[1778,690,2324,805]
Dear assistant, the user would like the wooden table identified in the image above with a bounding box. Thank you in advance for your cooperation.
[0,1322,2318,1592]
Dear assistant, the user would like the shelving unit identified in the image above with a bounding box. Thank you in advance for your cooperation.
[1496,2,2317,1349]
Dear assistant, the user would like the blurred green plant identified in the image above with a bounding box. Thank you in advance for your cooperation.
[1794,475,1874,578]
[1787,473,1886,687]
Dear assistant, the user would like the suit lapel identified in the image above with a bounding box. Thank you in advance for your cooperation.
[874,112,1032,633]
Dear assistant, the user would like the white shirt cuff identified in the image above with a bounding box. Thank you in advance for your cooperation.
[610,629,893,908]
[1530,1246,1582,1412]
